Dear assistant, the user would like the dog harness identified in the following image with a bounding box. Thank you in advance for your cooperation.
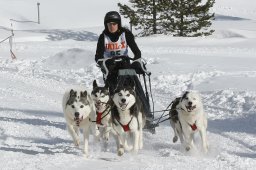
[96,112,104,125]
[115,116,134,132]
[188,122,197,131]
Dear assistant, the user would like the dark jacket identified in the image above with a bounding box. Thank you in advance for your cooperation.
[95,27,141,62]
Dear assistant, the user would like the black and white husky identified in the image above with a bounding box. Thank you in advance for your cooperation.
[169,91,208,153]
[62,88,99,157]
[111,85,146,156]
[91,80,112,144]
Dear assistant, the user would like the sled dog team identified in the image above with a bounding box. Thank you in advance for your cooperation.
[62,80,208,157]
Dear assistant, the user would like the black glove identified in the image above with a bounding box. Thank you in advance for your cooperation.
[97,61,103,67]
[105,58,114,66]
[131,60,145,74]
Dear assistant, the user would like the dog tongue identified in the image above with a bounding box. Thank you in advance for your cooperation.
[119,103,127,109]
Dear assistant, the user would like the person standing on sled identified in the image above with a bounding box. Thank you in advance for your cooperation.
[95,11,155,132]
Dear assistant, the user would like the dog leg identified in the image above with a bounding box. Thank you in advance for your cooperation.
[118,135,125,156]
[132,131,139,154]
[74,126,80,136]
[103,127,110,141]
[82,127,90,157]
[173,127,178,143]
[139,127,143,149]
[115,133,125,156]
[67,124,80,146]
[170,121,178,143]
[184,133,194,151]
[199,128,208,153]
[177,128,184,144]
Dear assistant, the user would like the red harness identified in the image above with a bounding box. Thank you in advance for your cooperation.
[96,112,103,125]
[189,123,197,131]
[116,117,133,132]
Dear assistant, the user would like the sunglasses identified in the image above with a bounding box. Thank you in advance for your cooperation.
[107,22,118,26]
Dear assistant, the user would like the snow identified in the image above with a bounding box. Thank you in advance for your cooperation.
[1,0,256,169]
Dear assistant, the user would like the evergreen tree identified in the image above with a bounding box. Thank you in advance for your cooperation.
[118,0,163,36]
[159,0,215,36]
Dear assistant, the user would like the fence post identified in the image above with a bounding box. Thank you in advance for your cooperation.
[37,2,40,24]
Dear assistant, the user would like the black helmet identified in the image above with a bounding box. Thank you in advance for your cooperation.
[104,11,121,26]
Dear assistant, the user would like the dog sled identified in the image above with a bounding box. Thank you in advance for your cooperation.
[97,56,156,133]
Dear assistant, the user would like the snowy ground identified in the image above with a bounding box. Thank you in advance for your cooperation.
[1,0,256,170]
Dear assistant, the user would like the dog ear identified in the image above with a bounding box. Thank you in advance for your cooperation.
[81,90,87,98]
[181,91,189,101]
[93,80,98,89]
[69,89,76,98]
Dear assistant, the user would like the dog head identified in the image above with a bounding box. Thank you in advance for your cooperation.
[91,80,110,112]
[65,89,91,121]
[180,91,202,113]
[112,85,136,111]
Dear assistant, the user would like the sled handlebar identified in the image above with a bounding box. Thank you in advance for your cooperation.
[97,56,150,77]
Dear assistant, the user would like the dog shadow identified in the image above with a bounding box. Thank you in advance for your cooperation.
[0,107,63,118]
[0,136,79,155]
[0,107,83,155]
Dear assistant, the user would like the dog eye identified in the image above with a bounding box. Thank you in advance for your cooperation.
[185,97,188,100]
[118,93,122,96]
[71,105,75,108]
[101,94,105,97]
[126,94,130,97]
[80,105,84,108]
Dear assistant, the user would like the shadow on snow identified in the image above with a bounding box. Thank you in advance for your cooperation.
[29,29,98,41]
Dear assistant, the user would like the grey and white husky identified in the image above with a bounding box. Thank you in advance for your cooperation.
[169,91,208,153]
[62,88,99,157]
[91,80,112,144]
[111,85,146,156]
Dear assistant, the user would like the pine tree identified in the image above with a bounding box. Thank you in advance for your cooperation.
[159,0,215,37]
[118,0,163,36]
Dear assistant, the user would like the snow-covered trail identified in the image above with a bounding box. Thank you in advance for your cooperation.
[1,29,256,169]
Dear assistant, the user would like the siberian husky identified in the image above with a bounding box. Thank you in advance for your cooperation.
[62,88,99,157]
[111,85,146,156]
[169,91,208,153]
[91,80,112,146]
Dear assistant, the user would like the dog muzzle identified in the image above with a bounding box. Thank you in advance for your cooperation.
[74,116,83,126]
[119,102,128,110]
[186,105,196,112]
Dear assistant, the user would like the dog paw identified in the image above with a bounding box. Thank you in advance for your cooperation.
[124,145,133,151]
[203,146,208,154]
[74,140,80,147]
[173,136,178,143]
[139,143,143,149]
[83,153,89,158]
[95,129,100,137]
[118,148,124,156]
[132,148,139,154]
[103,135,109,141]
[185,146,191,151]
